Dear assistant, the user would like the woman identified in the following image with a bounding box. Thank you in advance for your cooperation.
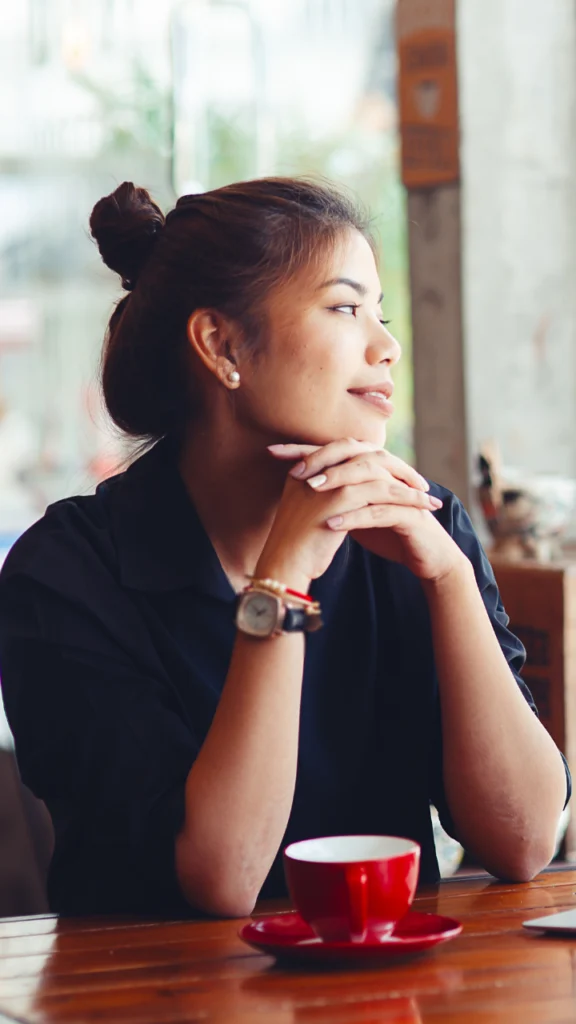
[0,178,569,918]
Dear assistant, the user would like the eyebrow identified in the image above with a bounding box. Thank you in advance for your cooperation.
[318,277,384,304]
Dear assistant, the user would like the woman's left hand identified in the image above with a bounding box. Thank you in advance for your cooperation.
[268,440,467,583]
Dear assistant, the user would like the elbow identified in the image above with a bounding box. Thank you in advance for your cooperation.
[498,860,542,884]
[490,836,558,884]
[197,879,259,919]
[180,869,259,919]
[179,872,259,919]
[194,890,258,919]
[175,836,260,919]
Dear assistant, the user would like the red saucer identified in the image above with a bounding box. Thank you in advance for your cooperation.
[240,910,462,965]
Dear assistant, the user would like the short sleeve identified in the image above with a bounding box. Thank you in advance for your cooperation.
[0,574,199,916]
[428,488,572,832]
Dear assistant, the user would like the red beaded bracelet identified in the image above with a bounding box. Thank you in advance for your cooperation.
[245,577,316,605]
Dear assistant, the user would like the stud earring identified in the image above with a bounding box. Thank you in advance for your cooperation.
[227,370,240,385]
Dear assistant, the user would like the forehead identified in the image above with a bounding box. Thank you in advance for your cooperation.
[329,229,379,287]
[263,228,381,327]
[285,229,380,306]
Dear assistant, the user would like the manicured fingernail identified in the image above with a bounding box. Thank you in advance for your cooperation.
[308,474,327,489]
[418,475,430,491]
[430,497,443,509]
[268,444,287,452]
[290,461,306,478]
[327,516,344,528]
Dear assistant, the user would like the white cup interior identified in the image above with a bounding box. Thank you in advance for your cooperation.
[285,835,419,864]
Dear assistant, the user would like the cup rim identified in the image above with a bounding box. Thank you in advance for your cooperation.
[284,834,421,865]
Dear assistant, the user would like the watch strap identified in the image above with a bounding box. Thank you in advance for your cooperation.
[281,606,309,632]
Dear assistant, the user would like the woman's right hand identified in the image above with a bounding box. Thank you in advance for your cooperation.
[255,438,440,590]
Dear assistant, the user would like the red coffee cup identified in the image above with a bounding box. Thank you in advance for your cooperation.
[284,835,421,943]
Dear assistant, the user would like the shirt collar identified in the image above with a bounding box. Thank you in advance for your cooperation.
[104,438,236,602]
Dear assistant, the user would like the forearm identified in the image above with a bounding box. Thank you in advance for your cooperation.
[425,557,567,881]
[175,567,309,917]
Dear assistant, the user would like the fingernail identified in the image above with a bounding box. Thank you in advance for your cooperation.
[290,461,307,478]
[327,515,344,528]
[308,474,327,489]
[418,475,430,491]
[430,497,443,509]
[267,444,286,452]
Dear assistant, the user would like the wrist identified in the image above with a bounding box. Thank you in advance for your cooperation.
[421,553,474,599]
[252,558,311,598]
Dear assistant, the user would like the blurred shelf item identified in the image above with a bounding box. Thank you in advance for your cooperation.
[478,443,576,563]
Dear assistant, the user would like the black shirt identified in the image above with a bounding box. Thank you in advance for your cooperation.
[0,440,568,916]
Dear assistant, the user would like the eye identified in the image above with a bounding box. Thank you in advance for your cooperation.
[380,319,392,327]
[330,304,359,316]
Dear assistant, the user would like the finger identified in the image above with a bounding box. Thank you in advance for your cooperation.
[268,440,430,491]
[327,504,433,531]
[377,451,429,492]
[308,472,443,512]
[286,441,430,490]
[289,438,380,480]
[305,454,429,497]
[267,444,321,459]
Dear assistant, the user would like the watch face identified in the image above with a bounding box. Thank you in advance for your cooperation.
[237,591,280,637]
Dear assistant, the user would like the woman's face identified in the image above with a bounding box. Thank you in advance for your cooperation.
[238,228,401,448]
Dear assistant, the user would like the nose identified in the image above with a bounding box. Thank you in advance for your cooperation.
[366,324,402,367]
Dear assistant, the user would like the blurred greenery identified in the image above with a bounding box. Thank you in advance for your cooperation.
[206,109,256,187]
[72,60,172,157]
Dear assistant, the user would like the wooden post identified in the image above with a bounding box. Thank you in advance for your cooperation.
[490,559,576,859]
[396,0,469,506]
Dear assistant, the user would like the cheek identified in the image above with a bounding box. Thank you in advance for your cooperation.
[280,349,344,417]
[282,321,348,391]
[245,313,354,432]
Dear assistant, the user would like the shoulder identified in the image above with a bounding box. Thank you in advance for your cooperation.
[426,482,492,577]
[0,470,154,662]
[424,485,525,666]
[426,481,472,535]
[0,473,124,595]
[420,483,496,598]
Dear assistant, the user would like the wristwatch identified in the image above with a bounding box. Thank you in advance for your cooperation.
[235,588,322,638]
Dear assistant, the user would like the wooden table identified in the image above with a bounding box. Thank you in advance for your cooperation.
[3,870,576,1023]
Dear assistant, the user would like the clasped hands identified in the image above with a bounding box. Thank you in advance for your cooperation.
[268,439,466,584]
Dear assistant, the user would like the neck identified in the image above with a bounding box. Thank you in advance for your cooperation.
[178,418,288,585]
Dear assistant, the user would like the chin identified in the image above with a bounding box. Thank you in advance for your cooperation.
[286,416,387,449]
[344,424,388,447]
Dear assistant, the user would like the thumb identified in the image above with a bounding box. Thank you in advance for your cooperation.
[267,443,322,460]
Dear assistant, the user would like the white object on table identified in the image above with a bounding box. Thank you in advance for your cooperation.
[523,909,576,934]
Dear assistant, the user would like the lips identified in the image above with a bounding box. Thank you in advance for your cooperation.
[348,383,395,417]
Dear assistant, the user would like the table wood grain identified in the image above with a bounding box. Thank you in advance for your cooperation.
[2,870,576,1023]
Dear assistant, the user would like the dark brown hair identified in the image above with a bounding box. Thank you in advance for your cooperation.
[90,177,374,442]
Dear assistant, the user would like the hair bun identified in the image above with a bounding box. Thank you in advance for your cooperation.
[90,182,165,290]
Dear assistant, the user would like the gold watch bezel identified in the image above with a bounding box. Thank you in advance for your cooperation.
[235,589,286,638]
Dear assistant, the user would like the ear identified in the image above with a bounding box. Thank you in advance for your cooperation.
[186,309,241,389]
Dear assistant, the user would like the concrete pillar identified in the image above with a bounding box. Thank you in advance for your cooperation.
[397,0,470,504]
[398,0,576,503]
[459,0,576,479]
